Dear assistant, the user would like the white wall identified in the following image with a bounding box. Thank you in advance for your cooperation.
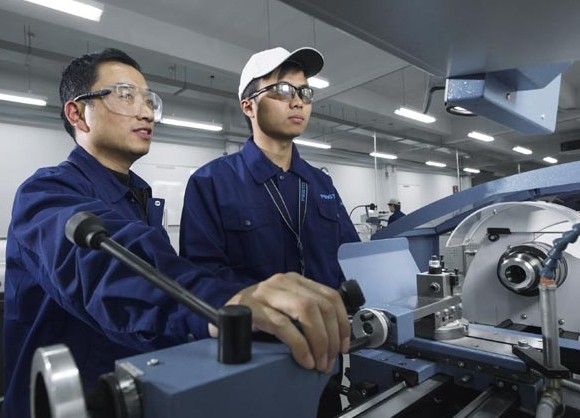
[0,122,470,246]
[394,169,467,215]
[302,161,468,218]
[303,160,386,213]
[0,123,71,237]
[132,141,225,249]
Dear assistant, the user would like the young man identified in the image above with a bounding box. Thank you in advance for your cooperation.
[180,47,359,293]
[180,50,360,415]
[4,48,350,418]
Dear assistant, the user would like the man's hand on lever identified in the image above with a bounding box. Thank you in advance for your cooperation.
[210,272,351,373]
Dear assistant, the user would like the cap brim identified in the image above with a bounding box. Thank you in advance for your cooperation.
[285,47,324,78]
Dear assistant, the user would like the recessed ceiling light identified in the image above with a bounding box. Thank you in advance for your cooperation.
[543,156,558,164]
[513,146,532,155]
[160,117,222,132]
[370,152,397,160]
[293,138,331,149]
[463,167,481,174]
[394,107,436,124]
[468,131,494,142]
[308,76,329,89]
[426,161,446,168]
[23,0,104,22]
[0,89,47,106]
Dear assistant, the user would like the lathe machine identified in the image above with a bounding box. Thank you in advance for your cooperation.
[31,201,580,417]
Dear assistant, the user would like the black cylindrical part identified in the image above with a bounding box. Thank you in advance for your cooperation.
[218,305,252,364]
[339,279,366,315]
[86,373,126,418]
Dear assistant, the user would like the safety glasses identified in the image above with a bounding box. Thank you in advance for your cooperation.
[73,83,163,122]
[247,81,314,105]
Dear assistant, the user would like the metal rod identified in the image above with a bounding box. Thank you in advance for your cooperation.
[538,277,561,369]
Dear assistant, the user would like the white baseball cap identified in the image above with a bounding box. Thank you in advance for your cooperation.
[388,198,401,205]
[238,47,324,99]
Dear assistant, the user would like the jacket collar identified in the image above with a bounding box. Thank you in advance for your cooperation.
[241,136,313,184]
[67,145,151,203]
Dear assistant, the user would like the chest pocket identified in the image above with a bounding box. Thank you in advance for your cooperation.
[316,200,341,248]
[317,199,340,223]
[222,206,275,231]
[222,206,278,269]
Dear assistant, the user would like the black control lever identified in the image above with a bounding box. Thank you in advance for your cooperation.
[339,279,366,316]
[337,279,373,353]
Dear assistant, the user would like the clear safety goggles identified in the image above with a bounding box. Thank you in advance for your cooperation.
[247,81,314,105]
[74,83,163,122]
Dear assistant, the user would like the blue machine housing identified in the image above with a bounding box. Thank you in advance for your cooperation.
[372,161,580,271]
[115,340,332,418]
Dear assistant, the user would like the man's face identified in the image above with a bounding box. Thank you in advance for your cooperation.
[80,61,154,170]
[252,69,311,142]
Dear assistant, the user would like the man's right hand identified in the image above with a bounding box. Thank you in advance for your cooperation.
[209,272,350,373]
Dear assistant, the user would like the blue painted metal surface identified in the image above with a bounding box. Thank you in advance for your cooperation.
[350,348,440,389]
[338,237,419,308]
[351,322,561,412]
[402,337,528,374]
[117,340,331,418]
[446,72,563,134]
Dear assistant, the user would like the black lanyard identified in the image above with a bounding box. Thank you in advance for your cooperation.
[264,177,308,275]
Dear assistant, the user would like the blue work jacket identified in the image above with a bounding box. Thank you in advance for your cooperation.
[387,209,406,225]
[4,145,245,418]
[180,137,360,289]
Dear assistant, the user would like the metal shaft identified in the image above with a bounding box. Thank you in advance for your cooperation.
[539,277,561,369]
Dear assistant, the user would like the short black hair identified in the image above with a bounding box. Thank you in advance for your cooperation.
[240,61,305,133]
[59,48,141,140]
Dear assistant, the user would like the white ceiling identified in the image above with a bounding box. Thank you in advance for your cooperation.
[1,0,580,183]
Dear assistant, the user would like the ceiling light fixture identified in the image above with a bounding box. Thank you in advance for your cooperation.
[463,167,481,174]
[543,156,558,164]
[467,131,494,142]
[394,107,436,124]
[426,161,446,168]
[308,76,329,89]
[370,152,397,160]
[23,0,104,22]
[293,138,331,149]
[513,146,532,155]
[0,89,47,106]
[160,117,223,132]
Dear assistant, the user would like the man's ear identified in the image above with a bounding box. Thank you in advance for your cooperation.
[240,99,255,119]
[63,101,89,133]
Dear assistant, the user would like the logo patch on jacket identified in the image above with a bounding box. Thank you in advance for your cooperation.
[320,193,336,200]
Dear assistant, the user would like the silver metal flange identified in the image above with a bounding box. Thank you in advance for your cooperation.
[352,308,389,348]
[497,242,567,295]
[31,344,89,418]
